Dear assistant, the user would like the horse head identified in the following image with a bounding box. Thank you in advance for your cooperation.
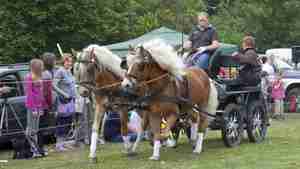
[74,45,103,95]
[121,45,166,91]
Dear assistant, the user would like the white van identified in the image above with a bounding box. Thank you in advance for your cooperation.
[265,48,292,64]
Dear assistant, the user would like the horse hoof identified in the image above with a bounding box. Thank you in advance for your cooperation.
[149,156,160,161]
[192,150,201,154]
[89,157,97,164]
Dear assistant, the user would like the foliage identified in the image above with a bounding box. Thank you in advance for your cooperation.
[1,0,300,63]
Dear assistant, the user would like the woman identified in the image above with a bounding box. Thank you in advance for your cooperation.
[54,53,76,152]
[40,52,57,155]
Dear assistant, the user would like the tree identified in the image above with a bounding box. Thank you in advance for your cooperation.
[0,0,98,63]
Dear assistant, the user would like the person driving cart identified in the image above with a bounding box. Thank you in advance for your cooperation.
[231,35,261,86]
[183,12,220,70]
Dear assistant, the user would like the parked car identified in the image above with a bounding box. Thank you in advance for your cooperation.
[0,63,55,144]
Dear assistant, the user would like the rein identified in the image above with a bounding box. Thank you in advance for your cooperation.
[138,73,169,87]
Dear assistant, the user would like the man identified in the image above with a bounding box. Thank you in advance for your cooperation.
[183,12,220,70]
[232,35,261,86]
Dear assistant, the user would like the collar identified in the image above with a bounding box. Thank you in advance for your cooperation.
[242,47,256,53]
[196,24,213,31]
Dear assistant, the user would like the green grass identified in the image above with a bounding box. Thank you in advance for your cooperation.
[1,114,300,169]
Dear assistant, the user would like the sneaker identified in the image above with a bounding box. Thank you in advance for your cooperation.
[55,145,68,152]
[32,152,43,158]
[97,138,105,145]
[165,138,176,148]
[40,147,49,156]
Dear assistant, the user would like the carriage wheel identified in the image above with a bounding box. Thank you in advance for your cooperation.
[246,101,268,143]
[221,104,243,147]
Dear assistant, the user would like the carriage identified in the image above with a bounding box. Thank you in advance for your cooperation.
[172,44,269,147]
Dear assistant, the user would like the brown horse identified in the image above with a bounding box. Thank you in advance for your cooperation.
[74,45,144,162]
[122,39,218,160]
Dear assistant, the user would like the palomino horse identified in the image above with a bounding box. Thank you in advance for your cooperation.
[73,45,144,162]
[122,39,218,160]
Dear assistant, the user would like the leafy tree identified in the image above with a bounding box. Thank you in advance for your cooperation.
[0,0,98,63]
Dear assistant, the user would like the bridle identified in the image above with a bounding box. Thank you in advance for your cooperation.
[75,47,103,86]
[125,46,171,92]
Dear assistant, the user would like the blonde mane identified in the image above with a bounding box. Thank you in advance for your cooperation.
[142,39,186,77]
[83,44,125,78]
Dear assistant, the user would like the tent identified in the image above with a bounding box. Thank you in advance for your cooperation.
[105,27,187,57]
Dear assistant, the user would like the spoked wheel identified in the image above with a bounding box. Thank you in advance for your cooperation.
[246,101,268,143]
[222,104,243,147]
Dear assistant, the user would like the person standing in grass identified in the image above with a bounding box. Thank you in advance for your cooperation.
[271,71,285,119]
[54,53,76,152]
[24,59,49,158]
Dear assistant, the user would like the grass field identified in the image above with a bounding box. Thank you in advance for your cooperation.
[1,114,300,169]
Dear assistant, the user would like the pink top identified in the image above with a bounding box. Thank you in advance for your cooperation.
[271,79,285,100]
[24,73,52,111]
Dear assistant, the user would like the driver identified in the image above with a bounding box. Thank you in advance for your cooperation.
[183,12,220,70]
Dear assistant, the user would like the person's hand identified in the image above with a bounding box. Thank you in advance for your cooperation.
[231,51,239,57]
[183,41,192,49]
[231,51,240,60]
[197,46,207,54]
[32,111,38,117]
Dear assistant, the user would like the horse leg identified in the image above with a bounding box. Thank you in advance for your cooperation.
[193,113,208,154]
[131,110,145,153]
[190,111,199,146]
[149,113,162,161]
[120,109,131,154]
[89,103,104,163]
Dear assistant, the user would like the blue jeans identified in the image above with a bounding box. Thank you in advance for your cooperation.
[191,52,210,70]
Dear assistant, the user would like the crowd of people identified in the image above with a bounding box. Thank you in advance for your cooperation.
[24,53,77,157]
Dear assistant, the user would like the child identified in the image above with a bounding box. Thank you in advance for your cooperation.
[24,59,49,157]
[271,71,285,119]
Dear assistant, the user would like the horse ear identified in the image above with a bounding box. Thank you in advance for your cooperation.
[140,46,150,61]
[129,45,134,52]
[120,59,128,70]
[71,48,77,57]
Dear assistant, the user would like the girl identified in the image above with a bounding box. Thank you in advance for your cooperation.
[54,53,76,152]
[271,71,285,120]
[25,59,48,157]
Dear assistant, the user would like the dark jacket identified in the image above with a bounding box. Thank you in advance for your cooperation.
[233,48,261,86]
[188,25,218,49]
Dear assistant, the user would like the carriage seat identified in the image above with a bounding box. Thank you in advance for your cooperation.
[217,78,261,92]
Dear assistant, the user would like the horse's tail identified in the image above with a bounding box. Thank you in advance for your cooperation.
[204,79,219,115]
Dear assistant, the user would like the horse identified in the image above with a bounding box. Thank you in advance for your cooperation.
[73,45,144,162]
[121,39,219,160]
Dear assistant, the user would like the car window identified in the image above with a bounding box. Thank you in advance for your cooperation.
[273,58,293,70]
[0,74,22,97]
[19,70,29,80]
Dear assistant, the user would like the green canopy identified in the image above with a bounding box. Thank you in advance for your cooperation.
[105,27,187,57]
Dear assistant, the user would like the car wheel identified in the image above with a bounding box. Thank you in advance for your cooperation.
[221,104,243,147]
[246,101,268,143]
